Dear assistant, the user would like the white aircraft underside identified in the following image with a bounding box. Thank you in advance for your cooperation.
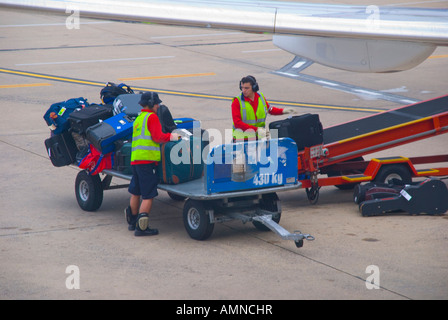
[1,0,447,73]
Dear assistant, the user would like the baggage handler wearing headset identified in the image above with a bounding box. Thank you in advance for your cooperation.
[231,75,297,142]
[125,92,179,236]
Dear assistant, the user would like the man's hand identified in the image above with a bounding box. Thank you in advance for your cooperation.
[283,108,298,115]
[170,133,180,141]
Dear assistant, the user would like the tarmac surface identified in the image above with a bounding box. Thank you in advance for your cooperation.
[0,2,447,301]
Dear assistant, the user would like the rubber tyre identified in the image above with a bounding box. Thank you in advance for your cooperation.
[75,170,103,211]
[183,199,214,240]
[374,164,412,184]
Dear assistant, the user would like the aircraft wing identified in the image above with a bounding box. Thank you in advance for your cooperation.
[1,0,447,72]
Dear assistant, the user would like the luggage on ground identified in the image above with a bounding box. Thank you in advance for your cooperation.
[269,113,323,150]
[353,180,404,204]
[68,104,114,135]
[43,97,89,134]
[357,178,448,216]
[44,131,78,167]
[85,112,133,154]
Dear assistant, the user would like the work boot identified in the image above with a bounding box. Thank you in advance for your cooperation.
[124,206,137,231]
[134,213,159,237]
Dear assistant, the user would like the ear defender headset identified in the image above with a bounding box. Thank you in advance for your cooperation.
[149,92,155,108]
[239,75,259,92]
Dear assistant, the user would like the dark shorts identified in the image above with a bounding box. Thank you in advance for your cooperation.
[128,163,159,199]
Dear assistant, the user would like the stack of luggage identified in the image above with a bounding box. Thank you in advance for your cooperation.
[43,97,91,167]
[43,82,206,184]
[43,82,137,171]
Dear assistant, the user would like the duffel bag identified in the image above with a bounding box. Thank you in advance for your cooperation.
[100,82,134,105]
[43,97,89,134]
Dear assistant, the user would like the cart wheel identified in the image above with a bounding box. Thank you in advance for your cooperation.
[253,193,281,231]
[306,185,320,205]
[295,239,304,248]
[167,192,186,202]
[183,199,214,240]
[374,164,412,184]
[75,170,103,211]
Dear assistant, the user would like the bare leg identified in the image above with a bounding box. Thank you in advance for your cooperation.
[130,194,140,216]
[139,198,153,214]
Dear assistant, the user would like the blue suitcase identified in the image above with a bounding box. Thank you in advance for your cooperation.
[43,97,89,134]
[174,117,200,130]
[85,112,133,154]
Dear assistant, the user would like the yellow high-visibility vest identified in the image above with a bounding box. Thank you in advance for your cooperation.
[131,112,161,162]
[232,92,268,141]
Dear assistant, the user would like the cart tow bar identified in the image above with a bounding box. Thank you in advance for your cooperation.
[252,215,315,248]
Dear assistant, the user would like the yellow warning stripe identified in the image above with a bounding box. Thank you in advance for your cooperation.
[341,175,372,182]
[0,68,102,86]
[336,115,436,145]
[429,54,448,59]
[370,157,409,164]
[119,72,216,81]
[0,83,51,89]
[416,169,439,175]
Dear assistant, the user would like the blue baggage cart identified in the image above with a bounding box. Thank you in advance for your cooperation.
[74,136,315,248]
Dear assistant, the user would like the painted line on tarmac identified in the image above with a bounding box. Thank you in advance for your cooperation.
[0,83,52,89]
[16,56,175,66]
[118,72,216,81]
[150,32,242,39]
[0,21,112,28]
[429,54,448,59]
[274,71,419,105]
[0,68,383,113]
[273,56,420,105]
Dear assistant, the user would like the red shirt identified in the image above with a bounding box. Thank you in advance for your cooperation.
[231,92,283,132]
[131,109,172,165]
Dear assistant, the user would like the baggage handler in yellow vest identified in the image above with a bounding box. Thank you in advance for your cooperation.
[125,92,179,236]
[232,75,297,142]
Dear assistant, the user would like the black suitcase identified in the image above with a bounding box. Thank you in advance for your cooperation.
[68,104,114,135]
[44,131,78,167]
[359,178,448,216]
[353,181,404,204]
[269,113,323,150]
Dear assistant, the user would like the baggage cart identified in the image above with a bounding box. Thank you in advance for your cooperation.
[74,137,315,248]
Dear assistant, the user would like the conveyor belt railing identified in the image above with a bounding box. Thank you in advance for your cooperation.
[319,94,448,168]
